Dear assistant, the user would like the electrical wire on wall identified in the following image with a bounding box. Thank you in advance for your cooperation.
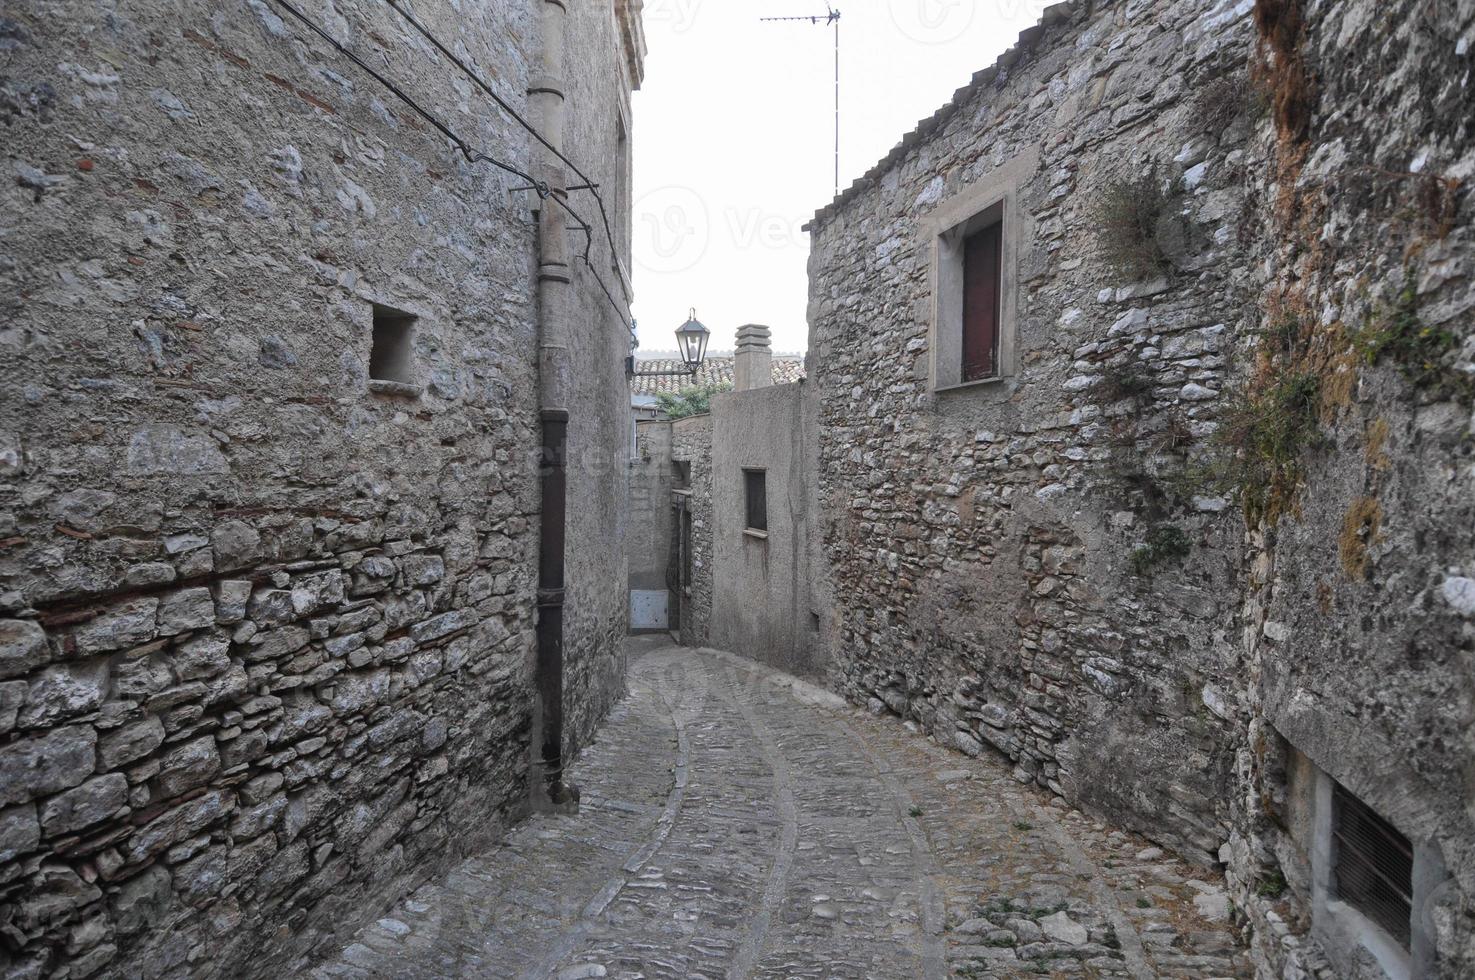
[381,0,630,303]
[261,0,637,339]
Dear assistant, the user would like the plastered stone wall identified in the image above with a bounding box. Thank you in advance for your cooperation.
[807,0,1475,973]
[627,419,674,599]
[707,380,829,678]
[0,1,636,976]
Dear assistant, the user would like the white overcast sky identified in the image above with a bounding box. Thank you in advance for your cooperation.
[629,0,1055,355]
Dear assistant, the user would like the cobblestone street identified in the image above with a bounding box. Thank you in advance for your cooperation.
[313,640,1249,979]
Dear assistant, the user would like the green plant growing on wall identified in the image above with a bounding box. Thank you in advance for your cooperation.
[1262,308,1308,357]
[654,381,733,419]
[1195,73,1259,134]
[1129,524,1192,576]
[1255,869,1288,898]
[1354,273,1472,401]
[1214,370,1324,521]
[1091,164,1176,280]
[1097,362,1158,405]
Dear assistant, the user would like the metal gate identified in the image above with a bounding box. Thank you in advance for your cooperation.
[630,589,669,630]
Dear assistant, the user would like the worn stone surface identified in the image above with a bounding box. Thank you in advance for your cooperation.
[0,0,643,975]
[38,774,128,836]
[0,618,51,679]
[312,642,1249,978]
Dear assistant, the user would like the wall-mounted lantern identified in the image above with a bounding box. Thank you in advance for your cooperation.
[627,308,711,377]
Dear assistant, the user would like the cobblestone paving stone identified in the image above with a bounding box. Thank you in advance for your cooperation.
[313,641,1251,979]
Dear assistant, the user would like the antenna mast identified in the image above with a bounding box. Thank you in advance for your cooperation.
[760,5,841,196]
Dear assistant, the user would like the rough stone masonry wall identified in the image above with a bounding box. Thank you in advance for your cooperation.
[670,414,713,648]
[1224,1,1475,976]
[556,0,637,751]
[808,0,1256,868]
[808,0,1475,972]
[0,1,634,977]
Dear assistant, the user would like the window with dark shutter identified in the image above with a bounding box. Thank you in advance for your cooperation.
[744,469,767,532]
[1332,782,1413,949]
[962,220,1002,382]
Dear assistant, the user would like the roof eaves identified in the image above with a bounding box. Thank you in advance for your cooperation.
[803,0,1085,232]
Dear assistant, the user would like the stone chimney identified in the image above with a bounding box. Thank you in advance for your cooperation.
[733,324,772,392]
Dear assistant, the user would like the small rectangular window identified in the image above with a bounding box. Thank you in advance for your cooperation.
[673,461,691,488]
[1332,782,1413,949]
[370,304,416,384]
[744,469,767,532]
[962,220,1002,382]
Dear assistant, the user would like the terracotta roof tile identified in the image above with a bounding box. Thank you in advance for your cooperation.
[627,357,806,396]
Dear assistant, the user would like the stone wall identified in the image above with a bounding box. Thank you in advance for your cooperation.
[556,0,640,752]
[1224,1,1475,976]
[806,0,1475,973]
[0,1,638,976]
[808,0,1254,867]
[707,379,829,677]
[670,414,713,648]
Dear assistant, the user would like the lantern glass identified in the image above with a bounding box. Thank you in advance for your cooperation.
[675,310,710,369]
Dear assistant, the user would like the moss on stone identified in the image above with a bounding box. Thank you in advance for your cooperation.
[1354,275,1472,401]
[1339,496,1383,580]
[1130,524,1193,577]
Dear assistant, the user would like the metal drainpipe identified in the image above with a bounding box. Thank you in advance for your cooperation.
[530,0,578,811]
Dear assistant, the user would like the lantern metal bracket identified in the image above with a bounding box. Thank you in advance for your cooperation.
[627,308,709,379]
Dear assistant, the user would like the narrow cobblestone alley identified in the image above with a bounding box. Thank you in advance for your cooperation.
[314,640,1250,979]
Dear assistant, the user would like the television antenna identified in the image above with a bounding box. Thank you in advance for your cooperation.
[760,5,842,196]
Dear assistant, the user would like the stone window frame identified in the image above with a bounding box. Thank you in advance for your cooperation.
[924,147,1038,393]
[1304,764,1448,979]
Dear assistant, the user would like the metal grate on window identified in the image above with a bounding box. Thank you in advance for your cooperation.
[1332,782,1413,949]
[744,469,767,532]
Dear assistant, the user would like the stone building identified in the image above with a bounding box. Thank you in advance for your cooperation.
[626,327,829,675]
[0,0,643,976]
[805,0,1475,976]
